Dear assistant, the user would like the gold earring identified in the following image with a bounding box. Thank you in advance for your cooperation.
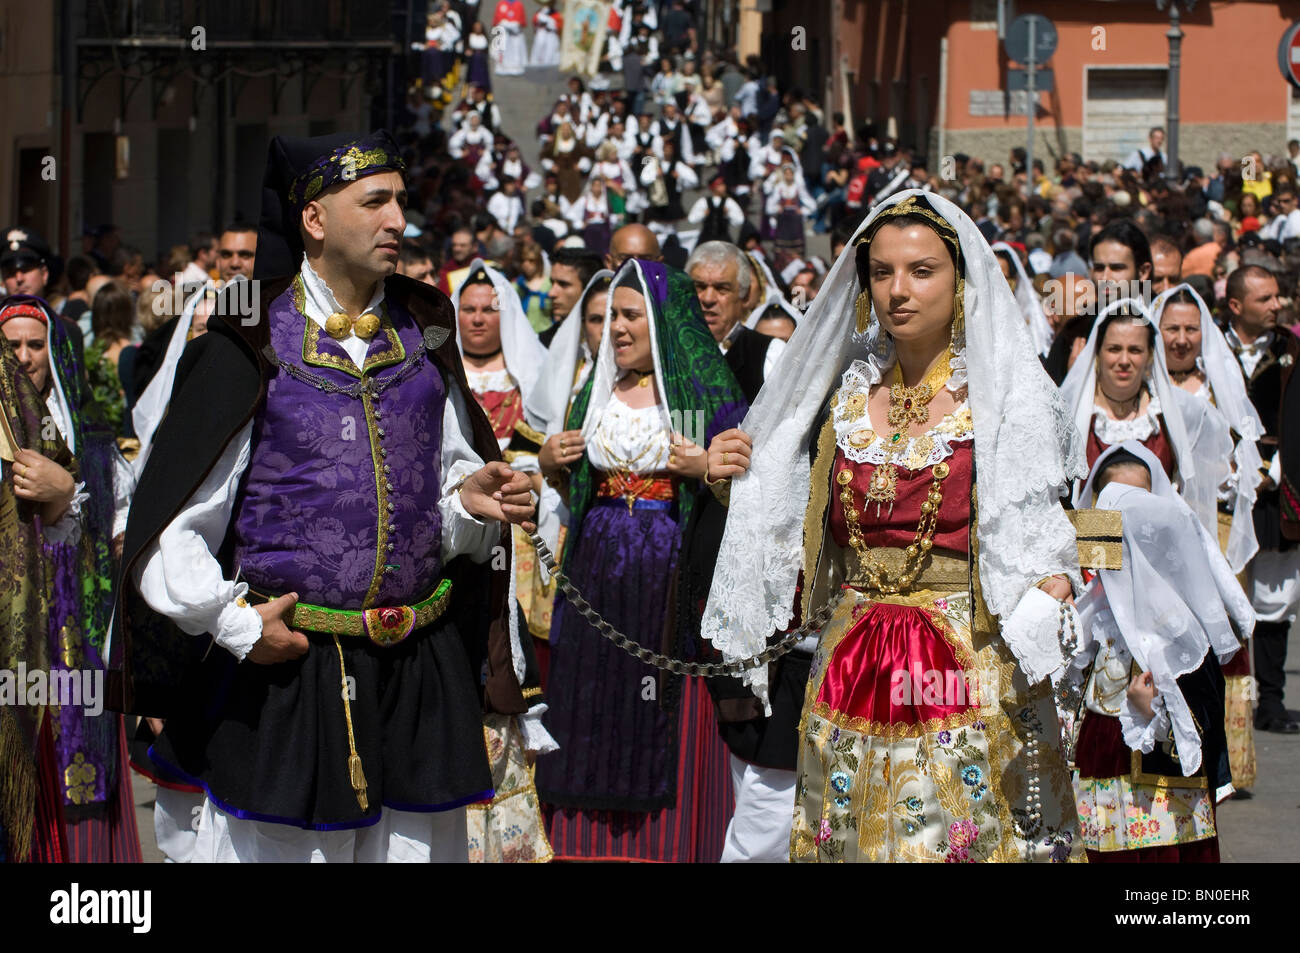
[951,277,966,347]
[855,290,872,335]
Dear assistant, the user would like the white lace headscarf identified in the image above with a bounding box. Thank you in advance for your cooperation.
[991,241,1053,358]
[450,258,548,401]
[701,189,1086,708]
[742,250,785,329]
[1062,296,1232,546]
[1074,441,1252,776]
[1151,282,1263,572]
[524,269,613,435]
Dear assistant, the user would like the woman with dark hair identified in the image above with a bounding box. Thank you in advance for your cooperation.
[703,192,1086,862]
[86,280,137,435]
[1060,297,1233,541]
[536,259,748,862]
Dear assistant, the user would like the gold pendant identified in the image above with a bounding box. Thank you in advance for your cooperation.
[325,312,353,340]
[886,383,933,428]
[865,461,898,505]
[352,312,381,340]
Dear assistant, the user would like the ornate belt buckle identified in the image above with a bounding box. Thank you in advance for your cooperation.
[363,605,416,647]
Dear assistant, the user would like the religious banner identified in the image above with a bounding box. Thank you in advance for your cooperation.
[559,0,611,77]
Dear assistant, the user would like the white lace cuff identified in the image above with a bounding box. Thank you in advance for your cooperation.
[215,595,264,661]
[1119,692,1170,755]
[1000,586,1066,685]
[519,704,559,755]
[43,481,88,546]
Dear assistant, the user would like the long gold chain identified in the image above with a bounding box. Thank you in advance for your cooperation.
[839,461,950,595]
[865,348,954,510]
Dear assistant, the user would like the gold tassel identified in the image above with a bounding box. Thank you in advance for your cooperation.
[855,290,872,335]
[333,635,369,812]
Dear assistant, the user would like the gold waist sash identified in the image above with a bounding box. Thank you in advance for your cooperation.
[847,548,970,595]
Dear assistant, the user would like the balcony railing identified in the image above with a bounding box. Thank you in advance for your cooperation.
[79,0,393,45]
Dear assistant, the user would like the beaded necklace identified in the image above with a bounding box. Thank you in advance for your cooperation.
[864,346,954,511]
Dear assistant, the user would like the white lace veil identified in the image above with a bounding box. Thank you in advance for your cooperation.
[701,189,1086,706]
[1077,441,1253,775]
[1151,282,1263,572]
[991,241,1053,358]
[1061,296,1231,545]
[742,250,785,329]
[450,258,548,400]
[524,269,613,435]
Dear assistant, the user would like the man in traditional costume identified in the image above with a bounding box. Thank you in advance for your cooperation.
[491,0,528,76]
[704,192,1086,862]
[111,130,539,862]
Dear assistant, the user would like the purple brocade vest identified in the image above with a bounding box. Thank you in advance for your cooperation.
[233,279,447,609]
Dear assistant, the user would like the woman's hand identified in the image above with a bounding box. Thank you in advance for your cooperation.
[705,428,753,483]
[11,449,75,504]
[1126,670,1158,721]
[665,433,708,481]
[539,430,585,478]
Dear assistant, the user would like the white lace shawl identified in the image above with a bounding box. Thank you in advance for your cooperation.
[701,189,1086,708]
[1151,283,1263,573]
[1073,443,1253,776]
[1061,297,1233,548]
[523,269,613,435]
[990,241,1053,358]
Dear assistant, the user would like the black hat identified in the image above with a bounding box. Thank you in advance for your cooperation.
[1,227,51,271]
[255,130,405,281]
[880,141,898,158]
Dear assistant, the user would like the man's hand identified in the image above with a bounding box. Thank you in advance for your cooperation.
[705,428,753,482]
[461,461,537,532]
[246,592,310,664]
[1126,670,1158,721]
[11,448,75,504]
[539,429,584,478]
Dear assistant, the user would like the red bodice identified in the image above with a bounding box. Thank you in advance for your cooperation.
[474,386,525,442]
[828,442,974,555]
[1085,413,1176,479]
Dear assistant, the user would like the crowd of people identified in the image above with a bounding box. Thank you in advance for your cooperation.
[1,0,1297,866]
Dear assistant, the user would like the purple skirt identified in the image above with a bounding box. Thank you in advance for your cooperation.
[537,499,682,809]
[535,498,733,861]
[467,52,491,92]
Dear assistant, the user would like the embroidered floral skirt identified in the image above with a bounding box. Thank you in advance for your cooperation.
[467,714,553,864]
[1073,712,1216,857]
[791,584,1082,863]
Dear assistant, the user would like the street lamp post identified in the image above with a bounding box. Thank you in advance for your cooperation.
[1157,0,1197,182]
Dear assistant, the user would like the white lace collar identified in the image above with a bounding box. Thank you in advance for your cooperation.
[832,360,973,468]
[466,366,517,393]
[1091,393,1162,444]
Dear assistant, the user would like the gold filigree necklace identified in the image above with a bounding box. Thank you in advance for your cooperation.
[865,347,954,510]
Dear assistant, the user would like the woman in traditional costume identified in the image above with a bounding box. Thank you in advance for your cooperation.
[466,22,492,93]
[1060,296,1233,544]
[1069,442,1252,861]
[764,163,816,261]
[450,261,558,863]
[565,176,621,258]
[1153,283,1265,797]
[0,339,77,862]
[0,297,140,862]
[702,191,1086,862]
[535,259,748,861]
[991,241,1054,359]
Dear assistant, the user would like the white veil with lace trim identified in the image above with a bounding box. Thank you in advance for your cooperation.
[701,189,1086,707]
[1151,283,1263,573]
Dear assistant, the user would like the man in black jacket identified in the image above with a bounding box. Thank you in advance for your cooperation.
[678,240,802,861]
[1226,264,1300,733]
